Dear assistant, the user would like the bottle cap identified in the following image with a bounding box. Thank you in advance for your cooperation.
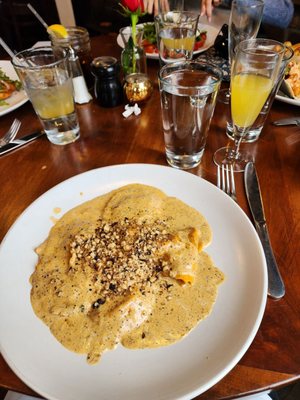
[91,57,120,77]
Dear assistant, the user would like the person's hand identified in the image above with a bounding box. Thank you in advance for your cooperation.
[144,0,222,19]
[143,0,171,15]
[200,0,222,21]
[143,0,157,14]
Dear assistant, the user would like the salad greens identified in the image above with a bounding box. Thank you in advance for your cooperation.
[0,68,22,91]
[0,67,22,106]
[143,23,157,45]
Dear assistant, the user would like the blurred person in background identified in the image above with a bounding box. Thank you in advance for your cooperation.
[144,0,294,29]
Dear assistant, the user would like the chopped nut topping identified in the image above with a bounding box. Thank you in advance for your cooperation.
[69,219,172,301]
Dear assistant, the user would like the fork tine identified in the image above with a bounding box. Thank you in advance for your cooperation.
[12,118,21,134]
[230,164,236,199]
[217,165,221,189]
[5,119,21,143]
[5,120,17,142]
[10,119,21,141]
[0,119,20,144]
[225,164,230,194]
[1,122,15,143]
[217,163,237,202]
[221,164,226,192]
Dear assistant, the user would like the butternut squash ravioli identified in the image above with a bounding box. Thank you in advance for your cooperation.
[30,184,224,364]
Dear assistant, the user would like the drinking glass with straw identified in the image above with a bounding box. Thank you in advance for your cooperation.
[27,2,92,99]
[12,46,80,145]
[0,37,16,59]
[27,3,49,29]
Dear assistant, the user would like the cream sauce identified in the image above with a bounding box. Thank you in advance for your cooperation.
[30,184,224,364]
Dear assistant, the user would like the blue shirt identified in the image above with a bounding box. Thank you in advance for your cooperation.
[222,0,294,29]
[262,0,294,28]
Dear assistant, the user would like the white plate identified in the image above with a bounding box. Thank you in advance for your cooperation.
[275,92,300,106]
[0,164,267,400]
[0,60,28,117]
[117,23,219,59]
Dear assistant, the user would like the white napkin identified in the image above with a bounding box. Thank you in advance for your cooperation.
[122,103,141,118]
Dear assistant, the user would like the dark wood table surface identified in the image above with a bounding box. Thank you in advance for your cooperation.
[0,33,299,399]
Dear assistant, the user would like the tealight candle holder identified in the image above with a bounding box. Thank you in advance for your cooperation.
[123,73,153,104]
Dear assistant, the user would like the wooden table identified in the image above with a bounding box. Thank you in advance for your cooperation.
[0,33,299,399]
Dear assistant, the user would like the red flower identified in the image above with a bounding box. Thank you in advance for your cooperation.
[121,0,144,13]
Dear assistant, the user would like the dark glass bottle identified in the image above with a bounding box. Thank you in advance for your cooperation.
[214,24,229,60]
[91,57,123,107]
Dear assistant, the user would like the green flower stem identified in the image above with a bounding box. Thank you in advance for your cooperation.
[131,13,138,73]
[131,14,138,45]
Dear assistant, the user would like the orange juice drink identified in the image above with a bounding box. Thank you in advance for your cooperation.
[231,73,273,128]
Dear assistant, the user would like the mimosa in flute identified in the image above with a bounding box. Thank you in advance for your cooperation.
[231,74,272,128]
[213,39,285,172]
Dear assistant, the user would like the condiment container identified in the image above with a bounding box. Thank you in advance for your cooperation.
[50,26,93,88]
[68,46,92,104]
[91,57,123,107]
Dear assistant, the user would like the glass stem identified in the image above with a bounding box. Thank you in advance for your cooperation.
[233,130,244,160]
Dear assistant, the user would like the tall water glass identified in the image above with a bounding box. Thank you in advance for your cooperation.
[213,39,285,172]
[154,11,199,66]
[159,61,222,169]
[219,0,264,102]
[12,47,80,145]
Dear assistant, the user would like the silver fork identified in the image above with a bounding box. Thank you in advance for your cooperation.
[0,119,21,147]
[217,164,237,202]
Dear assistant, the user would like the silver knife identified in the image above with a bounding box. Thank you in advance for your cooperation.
[0,131,44,156]
[273,117,300,126]
[244,162,285,299]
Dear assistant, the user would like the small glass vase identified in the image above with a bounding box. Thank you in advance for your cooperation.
[121,39,147,77]
[119,27,152,103]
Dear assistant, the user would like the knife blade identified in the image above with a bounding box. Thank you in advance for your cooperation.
[244,162,285,299]
[272,117,300,126]
[0,131,44,156]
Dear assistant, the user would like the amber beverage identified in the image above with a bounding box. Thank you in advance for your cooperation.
[50,26,93,89]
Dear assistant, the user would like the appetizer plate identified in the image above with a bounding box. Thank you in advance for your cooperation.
[0,164,267,400]
[0,60,28,117]
[117,23,219,59]
[275,92,300,106]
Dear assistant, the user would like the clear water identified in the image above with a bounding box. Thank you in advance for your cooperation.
[160,70,218,169]
[41,111,80,145]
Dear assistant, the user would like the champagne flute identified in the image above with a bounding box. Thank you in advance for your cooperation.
[218,0,264,103]
[213,39,285,172]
